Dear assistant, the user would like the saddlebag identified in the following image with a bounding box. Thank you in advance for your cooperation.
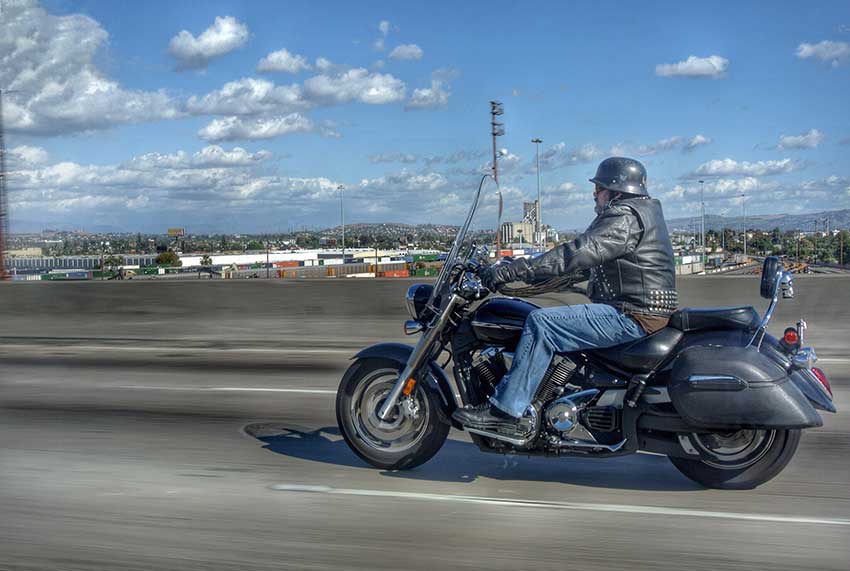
[668,345,822,429]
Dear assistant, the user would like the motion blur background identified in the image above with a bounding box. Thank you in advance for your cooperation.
[1,275,849,570]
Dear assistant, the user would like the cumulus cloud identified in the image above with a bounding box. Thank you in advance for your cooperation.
[684,134,713,151]
[8,145,49,167]
[257,48,312,74]
[198,114,314,142]
[405,79,450,110]
[389,44,424,60]
[795,40,850,67]
[536,142,605,172]
[123,145,272,170]
[777,128,825,150]
[303,68,406,105]
[692,158,799,177]
[185,78,308,116]
[655,55,729,79]
[0,0,180,135]
[168,16,249,70]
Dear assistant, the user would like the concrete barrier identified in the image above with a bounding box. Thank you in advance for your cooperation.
[1,275,848,356]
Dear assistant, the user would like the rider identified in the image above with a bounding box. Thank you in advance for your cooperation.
[453,156,677,433]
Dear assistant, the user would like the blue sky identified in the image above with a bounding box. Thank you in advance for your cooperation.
[2,0,849,233]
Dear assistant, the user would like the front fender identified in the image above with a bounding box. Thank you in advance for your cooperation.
[352,342,458,413]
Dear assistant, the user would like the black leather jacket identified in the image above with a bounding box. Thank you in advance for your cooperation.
[503,196,678,316]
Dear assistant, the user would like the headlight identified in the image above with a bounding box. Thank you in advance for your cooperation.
[406,283,434,320]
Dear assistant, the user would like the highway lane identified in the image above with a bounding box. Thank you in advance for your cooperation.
[1,351,848,570]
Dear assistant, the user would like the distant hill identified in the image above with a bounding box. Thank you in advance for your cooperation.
[667,209,850,233]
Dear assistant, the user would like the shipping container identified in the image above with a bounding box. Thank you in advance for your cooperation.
[380,269,410,278]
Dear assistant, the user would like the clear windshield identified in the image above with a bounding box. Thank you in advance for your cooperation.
[428,175,500,305]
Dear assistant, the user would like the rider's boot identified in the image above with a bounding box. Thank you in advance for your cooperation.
[452,402,525,434]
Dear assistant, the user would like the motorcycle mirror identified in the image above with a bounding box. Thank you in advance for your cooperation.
[760,256,781,299]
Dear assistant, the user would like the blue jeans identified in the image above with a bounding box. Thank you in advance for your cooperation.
[489,304,646,418]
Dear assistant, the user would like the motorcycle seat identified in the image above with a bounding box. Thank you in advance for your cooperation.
[585,327,683,373]
[668,306,759,333]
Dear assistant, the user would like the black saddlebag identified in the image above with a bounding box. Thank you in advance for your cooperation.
[669,345,822,429]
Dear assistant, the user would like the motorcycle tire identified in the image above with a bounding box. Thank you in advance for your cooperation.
[336,357,450,471]
[669,428,801,490]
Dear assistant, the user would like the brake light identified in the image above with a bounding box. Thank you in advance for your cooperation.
[783,330,799,344]
[811,367,832,397]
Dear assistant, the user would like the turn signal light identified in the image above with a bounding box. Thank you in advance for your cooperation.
[811,367,832,397]
[402,378,417,396]
[783,330,799,345]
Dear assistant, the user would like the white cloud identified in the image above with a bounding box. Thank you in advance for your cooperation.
[257,48,312,74]
[185,78,309,115]
[378,20,391,36]
[303,68,406,104]
[0,0,180,135]
[795,40,850,67]
[123,145,272,170]
[405,79,450,110]
[537,142,605,171]
[655,55,729,79]
[9,145,49,166]
[369,153,419,164]
[684,134,713,151]
[373,20,391,51]
[168,16,249,70]
[198,114,314,141]
[389,44,424,60]
[778,128,825,150]
[693,158,799,177]
[359,170,449,194]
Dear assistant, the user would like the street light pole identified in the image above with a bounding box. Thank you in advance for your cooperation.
[490,101,504,257]
[741,192,747,259]
[699,180,705,264]
[338,185,345,262]
[532,138,543,247]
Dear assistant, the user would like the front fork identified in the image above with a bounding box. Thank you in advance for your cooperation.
[377,294,463,421]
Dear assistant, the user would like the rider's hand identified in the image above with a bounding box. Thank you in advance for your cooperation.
[480,258,532,292]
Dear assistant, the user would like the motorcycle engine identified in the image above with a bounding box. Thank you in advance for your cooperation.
[544,389,600,438]
[472,348,507,396]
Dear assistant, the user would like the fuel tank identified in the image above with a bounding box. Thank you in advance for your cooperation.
[471,297,540,349]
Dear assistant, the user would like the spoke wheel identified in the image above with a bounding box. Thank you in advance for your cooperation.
[337,358,450,471]
[670,428,800,490]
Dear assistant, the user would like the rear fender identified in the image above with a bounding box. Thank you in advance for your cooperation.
[353,342,458,414]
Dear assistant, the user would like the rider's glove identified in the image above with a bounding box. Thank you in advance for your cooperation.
[480,257,533,292]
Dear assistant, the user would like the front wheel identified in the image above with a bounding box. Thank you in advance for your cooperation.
[336,358,450,470]
[669,428,801,489]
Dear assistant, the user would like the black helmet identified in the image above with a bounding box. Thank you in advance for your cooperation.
[589,157,648,196]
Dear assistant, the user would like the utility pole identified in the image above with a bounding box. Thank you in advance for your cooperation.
[0,89,10,281]
[338,185,345,262]
[266,240,270,279]
[490,101,504,257]
[741,192,747,259]
[532,137,543,247]
[699,180,705,264]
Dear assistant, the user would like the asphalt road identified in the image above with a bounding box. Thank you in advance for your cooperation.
[1,277,849,570]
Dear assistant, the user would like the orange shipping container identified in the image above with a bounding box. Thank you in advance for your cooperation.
[498,250,513,257]
[381,269,410,278]
[274,260,300,268]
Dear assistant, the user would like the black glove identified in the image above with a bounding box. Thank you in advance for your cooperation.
[480,257,533,292]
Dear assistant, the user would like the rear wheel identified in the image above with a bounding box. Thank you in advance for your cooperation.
[669,428,800,489]
[336,358,450,470]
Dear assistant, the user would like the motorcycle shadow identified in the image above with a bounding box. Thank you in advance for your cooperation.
[243,423,702,491]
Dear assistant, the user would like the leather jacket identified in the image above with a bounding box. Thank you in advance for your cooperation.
[502,196,678,316]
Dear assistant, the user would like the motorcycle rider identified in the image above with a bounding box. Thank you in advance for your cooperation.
[453,157,678,433]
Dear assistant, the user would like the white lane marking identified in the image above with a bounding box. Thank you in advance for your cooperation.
[113,385,337,394]
[269,484,850,527]
[817,358,850,364]
[0,344,355,355]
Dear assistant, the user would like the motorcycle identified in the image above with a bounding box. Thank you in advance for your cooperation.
[336,176,836,489]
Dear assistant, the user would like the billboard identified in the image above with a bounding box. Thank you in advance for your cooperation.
[167,228,185,237]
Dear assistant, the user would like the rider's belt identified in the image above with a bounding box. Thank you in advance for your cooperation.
[647,289,678,313]
[628,313,669,335]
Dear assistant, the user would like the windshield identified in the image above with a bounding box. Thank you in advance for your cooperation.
[428,175,500,305]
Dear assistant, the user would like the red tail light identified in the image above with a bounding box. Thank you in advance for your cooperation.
[811,367,832,397]
[783,330,799,344]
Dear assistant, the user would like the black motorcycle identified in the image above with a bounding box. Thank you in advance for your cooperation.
[336,177,836,489]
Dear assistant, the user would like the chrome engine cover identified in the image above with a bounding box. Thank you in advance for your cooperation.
[545,389,600,436]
